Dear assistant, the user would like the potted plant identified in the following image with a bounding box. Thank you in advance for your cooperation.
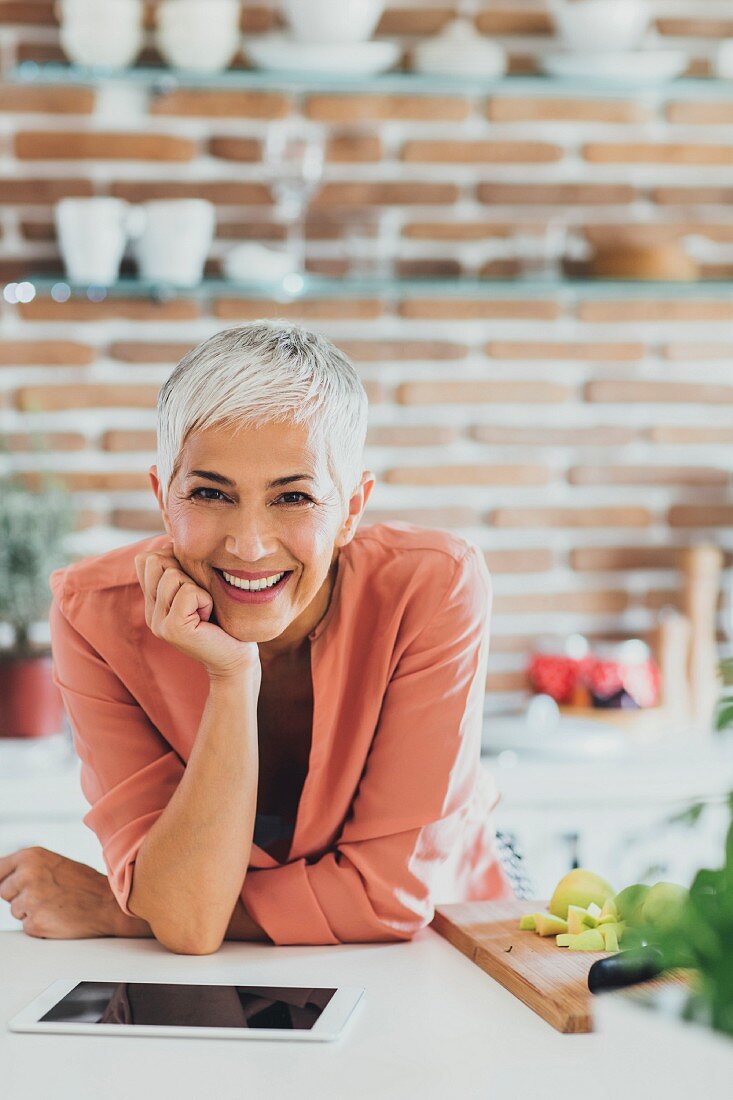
[595,790,733,1058]
[0,456,75,738]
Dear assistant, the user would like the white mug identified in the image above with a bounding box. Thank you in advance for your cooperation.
[548,0,649,53]
[54,197,135,285]
[130,200,216,287]
[156,0,241,72]
[55,0,144,68]
[282,0,385,44]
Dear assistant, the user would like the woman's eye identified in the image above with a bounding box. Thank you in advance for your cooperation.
[190,488,311,506]
[190,487,227,502]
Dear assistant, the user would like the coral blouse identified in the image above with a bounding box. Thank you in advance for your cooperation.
[48,521,514,946]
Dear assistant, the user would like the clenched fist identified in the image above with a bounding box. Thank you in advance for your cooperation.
[134,539,260,681]
[0,847,119,939]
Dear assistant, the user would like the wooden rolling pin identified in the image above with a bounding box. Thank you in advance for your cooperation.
[681,545,723,732]
[650,607,692,730]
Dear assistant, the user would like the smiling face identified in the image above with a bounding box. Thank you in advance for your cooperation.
[149,418,374,663]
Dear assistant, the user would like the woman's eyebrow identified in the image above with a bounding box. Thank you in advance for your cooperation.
[188,469,315,488]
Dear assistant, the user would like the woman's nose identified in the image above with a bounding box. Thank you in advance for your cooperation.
[224,514,276,562]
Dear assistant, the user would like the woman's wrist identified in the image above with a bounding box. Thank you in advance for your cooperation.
[207,663,262,693]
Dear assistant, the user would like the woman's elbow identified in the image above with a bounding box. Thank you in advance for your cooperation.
[158,931,223,955]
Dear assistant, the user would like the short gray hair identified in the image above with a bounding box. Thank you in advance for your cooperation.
[156,320,369,508]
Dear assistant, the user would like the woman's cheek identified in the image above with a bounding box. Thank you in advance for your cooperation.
[166,510,217,582]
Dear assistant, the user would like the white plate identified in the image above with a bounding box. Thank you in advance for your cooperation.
[482,712,634,760]
[540,48,689,83]
[246,34,400,77]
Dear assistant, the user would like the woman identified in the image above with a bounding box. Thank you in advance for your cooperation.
[0,321,513,952]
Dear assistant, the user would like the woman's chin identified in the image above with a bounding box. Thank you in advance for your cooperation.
[214,608,285,643]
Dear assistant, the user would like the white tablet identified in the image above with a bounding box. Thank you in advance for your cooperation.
[8,978,364,1042]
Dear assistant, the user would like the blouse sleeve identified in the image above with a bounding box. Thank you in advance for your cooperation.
[240,543,509,946]
[48,588,185,918]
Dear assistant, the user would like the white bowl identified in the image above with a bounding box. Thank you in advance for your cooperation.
[282,0,385,44]
[223,243,298,283]
[548,0,650,53]
[156,0,240,34]
[156,30,240,71]
[59,25,143,67]
[56,0,143,24]
[413,18,507,79]
[541,48,688,83]
[247,34,399,76]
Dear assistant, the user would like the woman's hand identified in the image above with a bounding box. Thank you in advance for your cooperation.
[0,847,121,939]
[134,539,261,680]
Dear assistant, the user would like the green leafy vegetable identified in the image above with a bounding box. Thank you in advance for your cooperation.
[647,791,733,1038]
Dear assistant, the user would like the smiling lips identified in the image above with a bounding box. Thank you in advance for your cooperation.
[214,568,293,604]
[217,568,292,579]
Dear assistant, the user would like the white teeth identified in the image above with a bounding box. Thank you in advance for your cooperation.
[221,570,285,591]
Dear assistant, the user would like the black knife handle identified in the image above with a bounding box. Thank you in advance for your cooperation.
[588,947,664,994]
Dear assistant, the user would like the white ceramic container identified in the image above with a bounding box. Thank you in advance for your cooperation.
[54,197,136,285]
[282,0,385,44]
[130,199,216,287]
[56,0,144,68]
[156,0,241,72]
[548,0,650,53]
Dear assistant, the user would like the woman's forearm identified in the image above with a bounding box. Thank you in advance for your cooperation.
[126,669,261,954]
[111,893,269,943]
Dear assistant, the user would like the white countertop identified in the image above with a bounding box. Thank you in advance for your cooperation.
[2,930,730,1099]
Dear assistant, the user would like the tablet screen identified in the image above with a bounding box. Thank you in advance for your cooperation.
[40,981,337,1031]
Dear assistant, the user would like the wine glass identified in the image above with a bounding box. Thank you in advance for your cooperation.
[264,127,325,277]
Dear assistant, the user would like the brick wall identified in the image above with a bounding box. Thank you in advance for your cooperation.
[1,1,732,708]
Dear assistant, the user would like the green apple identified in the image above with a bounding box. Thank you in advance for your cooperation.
[567,928,605,951]
[556,933,573,947]
[548,869,615,920]
[518,914,536,931]
[640,882,689,933]
[600,924,620,952]
[567,905,589,935]
[534,912,569,936]
[598,897,618,924]
[614,884,650,926]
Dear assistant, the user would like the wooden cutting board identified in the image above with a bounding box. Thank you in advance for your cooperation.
[431,898,688,1034]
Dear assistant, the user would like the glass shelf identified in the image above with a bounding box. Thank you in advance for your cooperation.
[17,275,733,301]
[9,61,733,99]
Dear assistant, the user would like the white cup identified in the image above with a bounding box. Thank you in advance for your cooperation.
[282,0,385,44]
[55,0,144,68]
[222,243,298,282]
[548,0,649,53]
[156,0,241,72]
[130,200,216,287]
[54,197,135,285]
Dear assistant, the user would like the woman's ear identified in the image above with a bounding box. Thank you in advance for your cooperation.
[149,465,173,538]
[337,471,375,547]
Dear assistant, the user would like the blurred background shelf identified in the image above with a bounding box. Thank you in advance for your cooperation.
[16,275,733,301]
[10,62,733,99]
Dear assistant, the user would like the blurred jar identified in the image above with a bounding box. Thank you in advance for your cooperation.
[528,634,590,705]
[528,636,661,710]
[580,640,661,710]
